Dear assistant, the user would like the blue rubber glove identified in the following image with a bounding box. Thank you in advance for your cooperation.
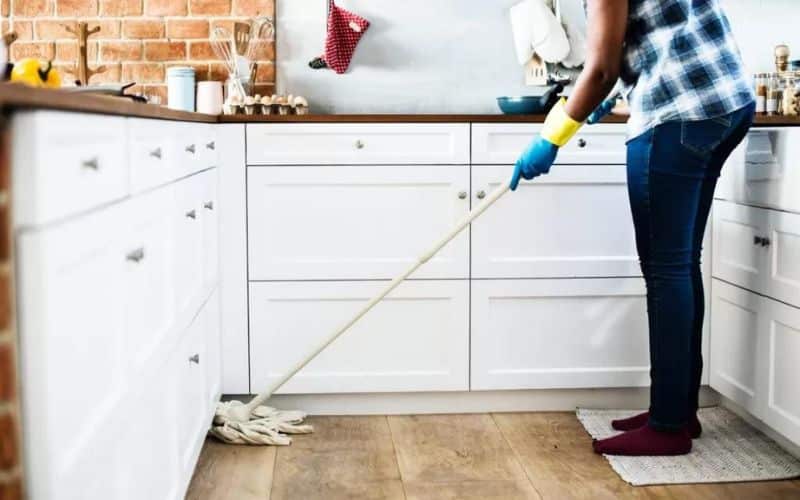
[510,136,559,191]
[586,98,617,125]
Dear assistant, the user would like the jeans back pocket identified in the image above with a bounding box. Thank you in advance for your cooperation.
[680,115,732,157]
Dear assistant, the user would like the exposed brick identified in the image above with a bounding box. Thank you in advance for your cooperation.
[190,0,230,15]
[143,40,185,61]
[252,83,274,98]
[232,0,272,16]
[254,61,273,83]
[247,40,274,60]
[145,0,187,16]
[210,18,247,33]
[13,0,53,16]
[166,19,208,39]
[188,40,215,60]
[0,271,9,332]
[0,413,18,470]
[207,62,228,82]
[35,20,76,40]
[54,41,99,64]
[141,83,168,103]
[99,0,141,16]
[0,0,7,16]
[57,0,98,16]
[99,40,142,62]
[10,41,55,61]
[121,62,164,83]
[0,20,33,41]
[88,63,121,83]
[0,477,22,500]
[0,343,14,402]
[122,19,165,39]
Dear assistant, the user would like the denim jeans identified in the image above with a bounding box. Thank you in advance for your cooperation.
[627,103,755,431]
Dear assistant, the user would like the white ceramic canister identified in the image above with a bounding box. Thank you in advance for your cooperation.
[167,66,196,112]
[196,81,224,115]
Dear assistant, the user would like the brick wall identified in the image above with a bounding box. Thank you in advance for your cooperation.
[0,126,21,500]
[1,0,276,101]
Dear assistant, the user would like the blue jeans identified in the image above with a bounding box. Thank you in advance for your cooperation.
[627,103,755,431]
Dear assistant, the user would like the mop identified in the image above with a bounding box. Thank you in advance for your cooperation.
[210,181,512,445]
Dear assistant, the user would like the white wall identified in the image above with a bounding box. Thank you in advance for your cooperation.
[277,0,799,114]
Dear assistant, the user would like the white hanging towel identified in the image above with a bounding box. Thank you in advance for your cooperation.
[509,0,570,65]
[558,0,588,68]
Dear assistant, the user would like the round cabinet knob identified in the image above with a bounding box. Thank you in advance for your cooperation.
[81,157,100,170]
[458,191,467,200]
[476,190,486,200]
[149,147,162,159]
[761,237,772,247]
[355,140,365,150]
[577,138,587,148]
[186,144,196,154]
[754,236,764,246]
[188,354,200,364]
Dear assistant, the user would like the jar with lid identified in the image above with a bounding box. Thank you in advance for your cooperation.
[755,73,768,114]
[167,66,196,112]
[767,73,782,116]
[782,75,798,117]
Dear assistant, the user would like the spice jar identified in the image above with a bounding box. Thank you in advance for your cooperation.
[782,76,798,117]
[755,73,768,115]
[767,73,782,116]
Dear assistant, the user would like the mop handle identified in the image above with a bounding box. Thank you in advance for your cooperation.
[245,181,512,412]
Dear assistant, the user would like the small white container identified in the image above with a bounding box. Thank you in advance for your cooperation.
[196,81,223,115]
[167,66,196,112]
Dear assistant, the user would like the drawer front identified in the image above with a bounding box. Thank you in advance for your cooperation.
[176,314,208,476]
[200,169,219,287]
[762,294,800,445]
[247,165,470,280]
[472,165,640,278]
[712,201,769,294]
[766,209,800,308]
[13,111,128,226]
[172,122,207,177]
[471,278,650,390]
[472,123,627,165]
[249,280,469,394]
[173,174,205,315]
[246,123,470,165]
[129,118,182,192]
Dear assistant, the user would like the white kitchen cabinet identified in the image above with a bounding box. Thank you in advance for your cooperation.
[247,165,471,280]
[173,174,205,315]
[204,290,223,408]
[201,169,220,287]
[176,310,209,478]
[471,123,627,165]
[129,118,181,192]
[709,279,766,418]
[471,165,640,278]
[248,280,469,394]
[762,294,800,445]
[470,278,651,390]
[767,209,800,308]
[246,123,470,165]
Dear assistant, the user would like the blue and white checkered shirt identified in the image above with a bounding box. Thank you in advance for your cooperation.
[621,0,754,139]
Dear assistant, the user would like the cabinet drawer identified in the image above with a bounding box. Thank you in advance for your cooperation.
[471,123,627,165]
[762,293,800,445]
[247,165,470,280]
[176,313,208,477]
[171,122,209,177]
[12,111,128,226]
[246,123,470,165]
[200,170,219,287]
[129,118,181,192]
[471,165,640,278]
[173,174,205,315]
[249,280,469,394]
[470,278,650,390]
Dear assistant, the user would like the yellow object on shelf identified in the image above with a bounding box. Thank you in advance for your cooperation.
[10,58,62,88]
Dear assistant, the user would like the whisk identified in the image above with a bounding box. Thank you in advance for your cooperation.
[211,27,247,100]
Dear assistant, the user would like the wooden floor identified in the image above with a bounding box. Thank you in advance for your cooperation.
[186,412,800,500]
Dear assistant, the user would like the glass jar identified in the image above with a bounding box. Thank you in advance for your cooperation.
[767,73,782,116]
[167,66,196,112]
[755,73,768,114]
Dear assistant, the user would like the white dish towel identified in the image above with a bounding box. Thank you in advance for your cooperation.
[509,0,571,65]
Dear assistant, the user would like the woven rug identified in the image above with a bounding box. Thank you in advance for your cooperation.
[576,406,800,486]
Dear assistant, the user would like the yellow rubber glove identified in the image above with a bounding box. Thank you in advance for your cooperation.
[539,98,583,147]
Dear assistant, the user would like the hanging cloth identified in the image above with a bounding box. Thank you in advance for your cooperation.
[309,0,370,74]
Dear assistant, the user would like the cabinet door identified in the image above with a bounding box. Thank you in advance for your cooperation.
[471,165,640,279]
[200,169,219,287]
[247,165,470,280]
[129,118,181,192]
[173,174,205,316]
[204,290,222,407]
[709,279,767,418]
[712,201,770,293]
[176,315,208,478]
[249,280,469,393]
[766,209,800,308]
[123,187,177,375]
[762,296,800,446]
[470,278,650,390]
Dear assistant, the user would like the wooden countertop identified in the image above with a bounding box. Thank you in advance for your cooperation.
[2,84,800,126]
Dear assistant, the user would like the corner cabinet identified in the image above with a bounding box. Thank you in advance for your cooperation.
[13,112,221,500]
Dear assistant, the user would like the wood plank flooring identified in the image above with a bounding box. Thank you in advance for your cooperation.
[187,412,800,500]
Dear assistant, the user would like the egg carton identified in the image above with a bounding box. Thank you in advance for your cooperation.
[224,94,309,116]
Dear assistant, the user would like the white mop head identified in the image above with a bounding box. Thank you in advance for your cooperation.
[209,400,314,445]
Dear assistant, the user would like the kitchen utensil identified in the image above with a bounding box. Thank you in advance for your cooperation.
[497,83,564,114]
[525,54,548,86]
[233,22,251,57]
[211,180,514,445]
[64,82,136,96]
[211,27,247,100]
[197,81,224,115]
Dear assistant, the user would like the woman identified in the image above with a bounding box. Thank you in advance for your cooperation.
[511,0,755,456]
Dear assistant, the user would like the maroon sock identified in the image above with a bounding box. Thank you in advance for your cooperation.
[593,425,692,456]
[611,411,703,439]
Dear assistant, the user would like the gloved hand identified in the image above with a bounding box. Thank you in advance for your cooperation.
[586,97,617,124]
[509,98,583,191]
[510,137,559,190]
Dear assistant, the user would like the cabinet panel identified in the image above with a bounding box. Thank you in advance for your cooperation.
[249,280,469,394]
[200,170,219,287]
[246,123,470,165]
[471,123,627,165]
[712,201,769,293]
[472,165,640,278]
[768,210,800,308]
[709,279,766,418]
[204,290,222,407]
[247,166,470,280]
[470,279,650,390]
[173,174,205,315]
[129,118,182,192]
[763,296,800,445]
[176,313,208,477]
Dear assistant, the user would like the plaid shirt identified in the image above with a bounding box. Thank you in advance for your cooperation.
[620,0,754,139]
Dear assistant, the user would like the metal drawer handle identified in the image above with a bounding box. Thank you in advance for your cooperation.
[206,141,215,150]
[82,157,100,170]
[149,147,162,159]
[754,236,772,247]
[126,248,145,263]
[186,144,196,154]
[186,209,197,219]
[754,236,763,246]
[188,353,200,364]
[577,138,587,148]
[476,190,486,200]
[204,201,214,210]
[355,140,365,150]
[458,191,467,200]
